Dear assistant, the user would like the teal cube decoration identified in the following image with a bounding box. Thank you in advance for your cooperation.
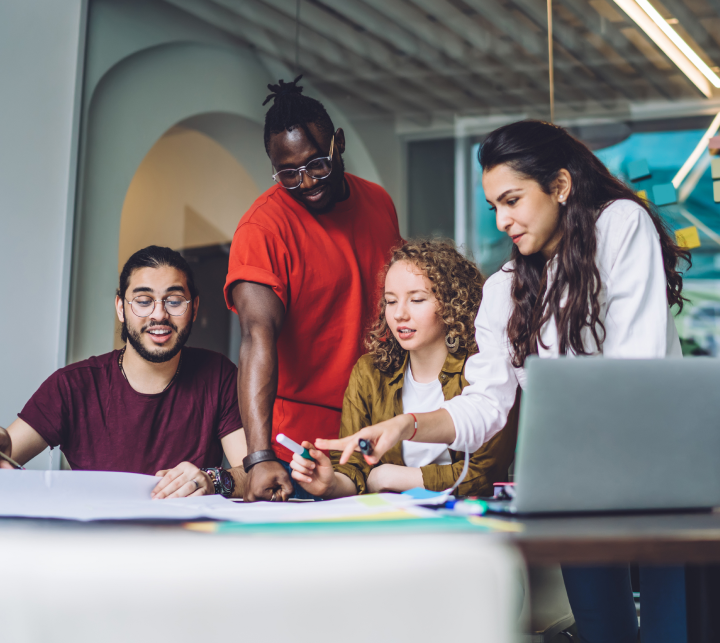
[712,158,720,180]
[627,159,651,182]
[652,183,677,206]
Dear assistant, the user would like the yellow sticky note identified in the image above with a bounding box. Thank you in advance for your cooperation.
[636,190,647,201]
[675,226,701,249]
[714,180,720,204]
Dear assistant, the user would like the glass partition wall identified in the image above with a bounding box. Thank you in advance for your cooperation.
[74,0,720,359]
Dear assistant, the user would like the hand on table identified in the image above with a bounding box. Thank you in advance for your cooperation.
[289,442,336,498]
[152,461,213,499]
[315,414,414,466]
[243,460,294,502]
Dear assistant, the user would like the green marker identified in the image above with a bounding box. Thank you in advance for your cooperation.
[277,433,315,461]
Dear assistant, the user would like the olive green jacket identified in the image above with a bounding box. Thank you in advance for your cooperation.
[332,350,519,497]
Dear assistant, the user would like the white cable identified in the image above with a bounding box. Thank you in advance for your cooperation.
[440,446,470,501]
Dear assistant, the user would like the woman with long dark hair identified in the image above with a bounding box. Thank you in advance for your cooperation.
[319,120,690,642]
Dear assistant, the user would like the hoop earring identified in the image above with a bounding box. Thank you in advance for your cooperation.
[445,334,459,353]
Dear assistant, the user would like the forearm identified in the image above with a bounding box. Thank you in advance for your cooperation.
[237,333,278,453]
[227,466,247,498]
[325,472,358,499]
[4,419,48,465]
[401,408,456,444]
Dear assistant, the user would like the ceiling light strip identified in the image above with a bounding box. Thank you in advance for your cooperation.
[613,0,715,97]
[672,110,720,188]
[632,0,720,88]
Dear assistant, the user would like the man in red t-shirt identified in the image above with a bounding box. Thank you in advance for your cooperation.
[0,246,246,499]
[225,77,402,502]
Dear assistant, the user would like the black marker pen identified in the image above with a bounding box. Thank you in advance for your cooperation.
[358,438,373,456]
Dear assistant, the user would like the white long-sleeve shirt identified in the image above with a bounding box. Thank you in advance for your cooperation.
[442,199,682,452]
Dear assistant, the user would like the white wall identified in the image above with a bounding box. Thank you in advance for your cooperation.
[0,1,86,468]
[69,0,387,362]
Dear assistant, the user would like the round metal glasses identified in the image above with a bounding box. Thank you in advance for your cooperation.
[271,133,335,189]
[125,295,190,317]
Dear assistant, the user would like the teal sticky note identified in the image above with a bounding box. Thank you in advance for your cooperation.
[401,487,446,500]
[652,183,677,206]
[627,159,651,182]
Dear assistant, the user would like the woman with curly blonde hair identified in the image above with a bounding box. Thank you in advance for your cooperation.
[289,239,519,497]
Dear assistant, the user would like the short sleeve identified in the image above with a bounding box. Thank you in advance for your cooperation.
[17,371,71,448]
[216,358,243,439]
[224,222,292,312]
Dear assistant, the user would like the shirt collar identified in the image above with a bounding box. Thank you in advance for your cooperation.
[387,348,468,385]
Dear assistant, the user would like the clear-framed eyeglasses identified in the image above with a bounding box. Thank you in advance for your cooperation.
[125,295,191,317]
[272,133,335,189]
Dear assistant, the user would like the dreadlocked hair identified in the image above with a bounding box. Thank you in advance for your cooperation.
[365,239,486,374]
[262,75,334,152]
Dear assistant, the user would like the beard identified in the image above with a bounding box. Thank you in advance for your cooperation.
[123,318,193,363]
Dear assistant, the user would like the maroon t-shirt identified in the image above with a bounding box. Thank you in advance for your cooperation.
[18,348,242,475]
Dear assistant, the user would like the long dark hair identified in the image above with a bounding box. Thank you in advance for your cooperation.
[479,120,690,367]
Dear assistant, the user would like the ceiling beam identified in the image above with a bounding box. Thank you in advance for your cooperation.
[655,0,720,64]
[164,0,421,118]
[509,0,630,107]
[403,0,563,112]
[256,0,462,112]
[555,0,679,100]
[313,0,508,110]
[207,0,452,115]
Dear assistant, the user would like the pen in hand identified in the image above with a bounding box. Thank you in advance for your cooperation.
[0,451,25,470]
[358,438,373,457]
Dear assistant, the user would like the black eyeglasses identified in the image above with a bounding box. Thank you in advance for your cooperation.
[272,133,335,190]
[125,295,190,317]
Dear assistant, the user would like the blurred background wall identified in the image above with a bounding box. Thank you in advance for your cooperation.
[0,0,86,468]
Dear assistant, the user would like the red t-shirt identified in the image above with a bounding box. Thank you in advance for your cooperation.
[18,348,242,474]
[224,173,401,462]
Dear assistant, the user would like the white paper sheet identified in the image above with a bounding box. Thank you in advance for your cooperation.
[0,470,438,523]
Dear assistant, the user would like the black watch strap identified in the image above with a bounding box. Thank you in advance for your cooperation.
[242,449,277,473]
[201,467,235,498]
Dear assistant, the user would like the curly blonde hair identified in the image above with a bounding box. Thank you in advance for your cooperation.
[366,239,485,374]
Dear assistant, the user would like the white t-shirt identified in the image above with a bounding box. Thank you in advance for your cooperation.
[401,363,452,468]
[441,199,682,452]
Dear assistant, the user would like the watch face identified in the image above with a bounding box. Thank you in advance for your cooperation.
[219,469,233,491]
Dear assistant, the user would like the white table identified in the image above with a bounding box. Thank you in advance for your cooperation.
[0,520,525,643]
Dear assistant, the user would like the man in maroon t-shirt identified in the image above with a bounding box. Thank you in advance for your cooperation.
[0,246,246,499]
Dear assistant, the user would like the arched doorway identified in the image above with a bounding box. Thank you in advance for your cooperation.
[117,118,266,360]
[68,39,381,363]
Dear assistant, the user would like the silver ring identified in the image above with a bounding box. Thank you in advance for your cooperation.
[190,479,199,491]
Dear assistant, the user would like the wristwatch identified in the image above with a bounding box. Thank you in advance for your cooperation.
[201,467,235,498]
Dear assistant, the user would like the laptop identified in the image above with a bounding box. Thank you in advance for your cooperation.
[486,357,720,515]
